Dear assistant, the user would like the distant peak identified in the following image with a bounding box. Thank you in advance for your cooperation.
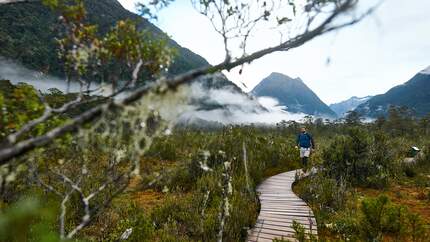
[269,72,292,78]
[266,72,303,82]
[420,65,430,75]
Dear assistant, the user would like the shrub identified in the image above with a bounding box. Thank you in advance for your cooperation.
[105,203,155,242]
[358,195,427,241]
[359,195,389,241]
[322,127,371,186]
[331,213,360,241]
[0,197,59,242]
[151,195,202,237]
[406,212,427,242]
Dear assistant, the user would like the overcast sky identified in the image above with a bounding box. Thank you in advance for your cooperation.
[118,0,430,104]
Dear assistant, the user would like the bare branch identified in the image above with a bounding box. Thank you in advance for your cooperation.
[4,59,145,146]
[6,96,81,145]
[59,189,74,239]
[0,0,39,4]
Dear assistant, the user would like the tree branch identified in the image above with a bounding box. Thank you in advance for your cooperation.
[4,60,145,146]
[0,0,370,164]
[0,0,39,4]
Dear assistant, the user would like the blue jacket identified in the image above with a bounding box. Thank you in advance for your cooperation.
[297,132,314,148]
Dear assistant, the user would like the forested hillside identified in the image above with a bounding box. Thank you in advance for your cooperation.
[0,0,209,77]
[355,68,430,118]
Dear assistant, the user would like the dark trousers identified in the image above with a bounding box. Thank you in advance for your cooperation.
[301,157,308,167]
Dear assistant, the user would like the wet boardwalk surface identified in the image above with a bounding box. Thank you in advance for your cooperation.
[247,170,317,242]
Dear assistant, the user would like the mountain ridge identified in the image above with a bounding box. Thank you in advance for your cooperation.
[355,68,430,118]
[330,96,372,117]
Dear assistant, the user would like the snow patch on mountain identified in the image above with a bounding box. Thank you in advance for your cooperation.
[420,66,430,75]
[329,96,372,117]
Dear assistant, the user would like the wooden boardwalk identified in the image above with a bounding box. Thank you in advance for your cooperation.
[247,170,317,242]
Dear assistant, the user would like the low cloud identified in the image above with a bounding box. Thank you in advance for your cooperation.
[179,82,308,125]
[0,57,82,93]
[0,59,308,125]
[0,58,115,96]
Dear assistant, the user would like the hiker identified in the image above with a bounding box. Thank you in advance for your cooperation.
[296,127,315,172]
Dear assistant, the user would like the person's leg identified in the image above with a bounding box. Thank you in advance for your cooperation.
[300,147,305,168]
[300,148,306,172]
[301,157,307,172]
[303,149,310,172]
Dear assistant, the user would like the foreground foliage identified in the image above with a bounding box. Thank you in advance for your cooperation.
[1,82,429,241]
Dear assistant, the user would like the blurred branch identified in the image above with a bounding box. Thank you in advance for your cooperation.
[4,60,145,146]
[29,155,132,239]
[0,0,372,164]
[0,0,39,4]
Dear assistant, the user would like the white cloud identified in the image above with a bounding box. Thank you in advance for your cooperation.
[0,58,116,96]
[179,82,308,124]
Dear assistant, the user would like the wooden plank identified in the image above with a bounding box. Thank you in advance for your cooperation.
[260,199,307,203]
[251,228,298,238]
[259,196,303,200]
[260,208,313,213]
[261,204,312,209]
[259,198,306,203]
[248,230,295,240]
[257,187,293,191]
[258,214,317,224]
[255,220,317,232]
[263,179,295,182]
[259,195,302,198]
[248,234,293,242]
[247,236,275,242]
[253,223,318,234]
[261,203,312,208]
[260,208,312,213]
[261,210,314,217]
[265,177,295,180]
[249,227,317,238]
[264,179,295,182]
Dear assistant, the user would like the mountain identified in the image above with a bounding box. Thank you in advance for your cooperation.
[355,66,430,118]
[0,0,209,77]
[330,96,372,117]
[251,72,337,118]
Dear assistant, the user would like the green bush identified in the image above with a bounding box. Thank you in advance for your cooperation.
[358,195,428,242]
[0,197,60,242]
[322,128,400,188]
[359,195,389,241]
[331,213,360,241]
[105,203,155,242]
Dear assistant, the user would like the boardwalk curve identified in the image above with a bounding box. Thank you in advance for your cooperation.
[248,170,317,242]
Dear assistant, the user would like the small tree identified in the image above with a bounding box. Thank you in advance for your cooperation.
[345,110,363,126]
